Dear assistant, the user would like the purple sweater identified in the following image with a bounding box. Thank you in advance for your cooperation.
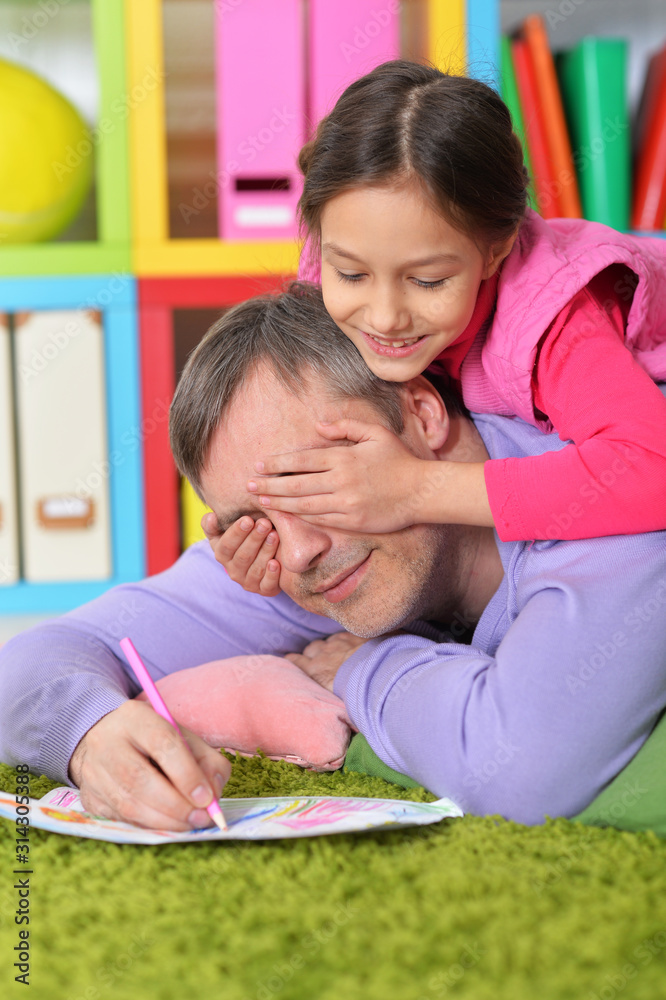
[2,412,665,824]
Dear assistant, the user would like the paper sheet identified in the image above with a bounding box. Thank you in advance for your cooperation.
[0,788,463,844]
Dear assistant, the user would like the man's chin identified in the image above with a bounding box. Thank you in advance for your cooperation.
[284,523,460,638]
[306,592,414,638]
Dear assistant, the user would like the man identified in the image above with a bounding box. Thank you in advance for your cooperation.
[1,285,665,832]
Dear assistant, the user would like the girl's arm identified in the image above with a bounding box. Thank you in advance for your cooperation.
[484,270,666,541]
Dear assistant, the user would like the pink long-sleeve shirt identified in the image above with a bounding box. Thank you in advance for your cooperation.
[456,266,666,540]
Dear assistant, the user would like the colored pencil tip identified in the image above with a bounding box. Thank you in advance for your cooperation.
[207,798,228,832]
[211,810,228,833]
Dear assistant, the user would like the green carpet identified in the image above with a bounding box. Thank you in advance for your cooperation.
[2,757,666,1000]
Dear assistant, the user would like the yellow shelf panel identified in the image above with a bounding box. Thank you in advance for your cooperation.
[180,478,209,550]
[428,0,466,75]
[133,239,300,277]
[125,0,169,245]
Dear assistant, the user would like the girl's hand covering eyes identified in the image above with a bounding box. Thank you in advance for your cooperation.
[247,419,426,533]
[201,512,282,597]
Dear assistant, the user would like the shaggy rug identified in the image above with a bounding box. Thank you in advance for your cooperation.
[1,756,666,1000]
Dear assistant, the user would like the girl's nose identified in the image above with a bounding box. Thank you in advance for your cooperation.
[365,290,410,336]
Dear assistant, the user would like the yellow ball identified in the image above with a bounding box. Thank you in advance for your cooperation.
[0,58,93,244]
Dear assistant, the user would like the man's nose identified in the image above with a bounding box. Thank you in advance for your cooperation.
[365,286,409,336]
[271,512,331,574]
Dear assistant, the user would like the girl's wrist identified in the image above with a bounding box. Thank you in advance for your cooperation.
[405,459,453,524]
[407,460,494,528]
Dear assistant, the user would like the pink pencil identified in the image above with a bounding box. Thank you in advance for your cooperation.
[119,637,228,832]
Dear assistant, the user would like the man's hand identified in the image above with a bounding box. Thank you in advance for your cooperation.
[202,512,282,597]
[68,700,231,831]
[285,632,369,692]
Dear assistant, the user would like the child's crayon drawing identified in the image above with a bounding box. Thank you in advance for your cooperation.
[0,788,462,845]
[270,796,399,830]
[39,806,92,824]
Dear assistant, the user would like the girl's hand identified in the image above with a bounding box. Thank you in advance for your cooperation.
[247,419,425,533]
[201,512,282,597]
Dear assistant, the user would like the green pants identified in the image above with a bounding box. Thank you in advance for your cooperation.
[344,708,666,835]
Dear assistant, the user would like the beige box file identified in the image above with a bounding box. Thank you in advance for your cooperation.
[14,310,112,581]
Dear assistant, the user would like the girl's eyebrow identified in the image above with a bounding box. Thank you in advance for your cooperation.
[322,241,462,268]
[322,241,364,263]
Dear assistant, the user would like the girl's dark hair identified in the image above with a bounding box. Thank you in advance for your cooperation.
[299,59,529,254]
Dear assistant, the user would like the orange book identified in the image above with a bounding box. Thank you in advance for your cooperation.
[511,38,560,219]
[522,14,582,218]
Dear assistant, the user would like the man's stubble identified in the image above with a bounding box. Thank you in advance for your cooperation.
[292,523,468,638]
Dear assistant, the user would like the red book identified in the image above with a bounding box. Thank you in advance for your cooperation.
[522,15,582,218]
[632,46,666,230]
[511,37,560,219]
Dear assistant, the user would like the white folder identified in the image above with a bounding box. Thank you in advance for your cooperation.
[0,314,19,585]
[14,310,112,581]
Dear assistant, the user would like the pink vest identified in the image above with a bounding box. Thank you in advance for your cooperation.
[461,209,666,427]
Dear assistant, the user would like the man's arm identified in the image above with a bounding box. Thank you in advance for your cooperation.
[0,541,337,826]
[333,531,666,825]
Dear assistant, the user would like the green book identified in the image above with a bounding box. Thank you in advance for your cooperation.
[499,35,538,211]
[557,38,630,229]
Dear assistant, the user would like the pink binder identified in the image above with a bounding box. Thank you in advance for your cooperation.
[308,0,401,130]
[215,0,305,241]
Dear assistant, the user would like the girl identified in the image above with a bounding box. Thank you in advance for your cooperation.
[210,60,666,596]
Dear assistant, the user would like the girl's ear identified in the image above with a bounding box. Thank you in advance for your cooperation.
[403,377,449,452]
[483,226,520,279]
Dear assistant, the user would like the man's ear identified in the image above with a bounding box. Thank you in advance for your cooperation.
[402,377,449,452]
[483,225,520,279]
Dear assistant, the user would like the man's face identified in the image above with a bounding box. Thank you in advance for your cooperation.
[200,367,468,637]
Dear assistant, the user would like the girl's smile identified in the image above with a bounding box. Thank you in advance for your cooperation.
[360,330,429,357]
[319,179,506,382]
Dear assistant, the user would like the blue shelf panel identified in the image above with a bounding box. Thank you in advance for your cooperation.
[467,0,500,86]
[0,274,134,311]
[104,300,144,585]
[0,579,134,615]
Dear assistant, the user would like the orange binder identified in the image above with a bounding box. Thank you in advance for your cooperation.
[522,14,582,218]
[632,46,666,230]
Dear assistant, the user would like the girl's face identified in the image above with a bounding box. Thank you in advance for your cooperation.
[320,179,507,381]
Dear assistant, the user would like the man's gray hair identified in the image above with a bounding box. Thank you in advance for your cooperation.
[169,282,409,498]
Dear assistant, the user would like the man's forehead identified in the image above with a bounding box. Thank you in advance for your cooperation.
[224,367,329,434]
[221,374,381,454]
